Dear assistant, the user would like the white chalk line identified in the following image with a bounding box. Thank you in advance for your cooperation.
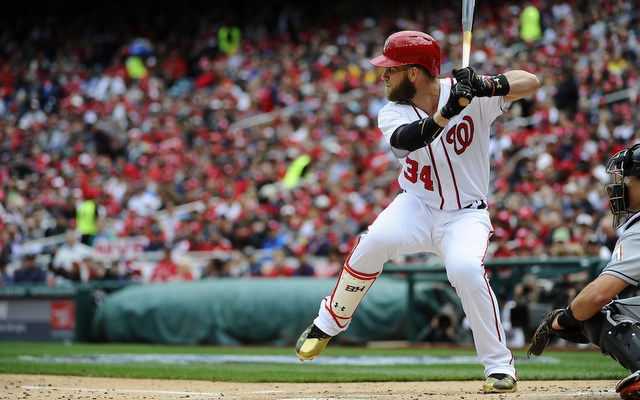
[10,385,283,398]
[526,390,616,397]
[9,385,618,399]
[9,385,400,399]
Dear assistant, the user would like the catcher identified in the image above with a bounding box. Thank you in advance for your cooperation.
[528,143,640,400]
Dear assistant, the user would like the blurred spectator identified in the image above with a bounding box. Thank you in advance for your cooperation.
[265,248,296,277]
[13,254,46,283]
[488,228,515,258]
[76,188,101,246]
[0,261,12,286]
[92,260,121,281]
[203,257,231,278]
[150,245,180,282]
[127,184,162,217]
[155,201,181,244]
[548,226,583,256]
[553,67,579,118]
[584,234,612,260]
[423,303,460,343]
[44,212,69,238]
[144,224,166,251]
[93,218,119,242]
[175,258,195,281]
[500,273,540,347]
[51,230,95,276]
[218,24,242,56]
[520,1,542,42]
[293,249,315,276]
[314,246,343,277]
[246,248,264,277]
[261,221,288,259]
[67,257,94,283]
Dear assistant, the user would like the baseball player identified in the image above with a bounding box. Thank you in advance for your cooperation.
[528,143,640,400]
[296,30,539,393]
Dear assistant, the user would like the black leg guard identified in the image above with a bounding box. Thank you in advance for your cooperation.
[582,307,640,372]
[601,321,640,372]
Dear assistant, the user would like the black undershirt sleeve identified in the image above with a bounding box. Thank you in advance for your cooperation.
[390,116,444,152]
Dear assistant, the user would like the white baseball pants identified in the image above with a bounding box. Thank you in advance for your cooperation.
[314,191,515,379]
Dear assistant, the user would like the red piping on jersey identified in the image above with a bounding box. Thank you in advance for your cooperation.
[429,77,458,209]
[427,144,445,209]
[482,230,503,344]
[407,101,445,208]
[344,234,363,270]
[440,135,462,208]
[343,235,378,279]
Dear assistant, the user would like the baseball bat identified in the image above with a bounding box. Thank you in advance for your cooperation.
[458,0,476,106]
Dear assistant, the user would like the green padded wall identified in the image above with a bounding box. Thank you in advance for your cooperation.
[91,277,460,345]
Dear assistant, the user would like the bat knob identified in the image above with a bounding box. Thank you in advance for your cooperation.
[458,97,470,106]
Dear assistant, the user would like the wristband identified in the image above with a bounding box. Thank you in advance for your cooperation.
[556,305,580,328]
[486,74,510,97]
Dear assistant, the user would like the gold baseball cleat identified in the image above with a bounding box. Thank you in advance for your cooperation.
[482,373,517,393]
[296,323,332,361]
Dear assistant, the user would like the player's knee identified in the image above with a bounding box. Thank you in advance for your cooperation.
[445,257,485,287]
[358,229,395,258]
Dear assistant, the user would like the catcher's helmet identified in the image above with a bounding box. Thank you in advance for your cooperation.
[605,143,640,228]
[370,31,440,77]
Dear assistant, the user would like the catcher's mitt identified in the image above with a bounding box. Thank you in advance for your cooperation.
[527,309,590,357]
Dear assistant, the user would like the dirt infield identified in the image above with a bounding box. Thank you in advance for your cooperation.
[1,374,622,400]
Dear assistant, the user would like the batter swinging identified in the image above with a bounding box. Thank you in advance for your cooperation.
[296,30,540,393]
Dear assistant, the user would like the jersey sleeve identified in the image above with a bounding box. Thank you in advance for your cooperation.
[601,232,640,286]
[378,104,413,158]
[476,94,508,124]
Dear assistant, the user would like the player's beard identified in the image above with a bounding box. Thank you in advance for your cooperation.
[386,73,417,102]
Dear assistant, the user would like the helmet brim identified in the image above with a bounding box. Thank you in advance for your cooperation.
[370,55,406,68]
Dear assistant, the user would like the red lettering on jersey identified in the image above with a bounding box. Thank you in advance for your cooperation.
[445,116,474,155]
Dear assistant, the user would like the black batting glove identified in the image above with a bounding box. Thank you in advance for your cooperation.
[440,81,473,120]
[452,66,476,84]
[453,66,490,97]
[453,67,510,97]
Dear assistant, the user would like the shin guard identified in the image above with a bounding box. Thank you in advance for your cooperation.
[601,321,640,373]
[325,265,378,328]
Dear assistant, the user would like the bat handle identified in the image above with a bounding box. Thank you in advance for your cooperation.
[458,97,470,106]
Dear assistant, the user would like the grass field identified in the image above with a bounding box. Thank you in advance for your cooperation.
[0,342,629,382]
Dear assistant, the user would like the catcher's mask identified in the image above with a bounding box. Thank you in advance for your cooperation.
[605,143,640,228]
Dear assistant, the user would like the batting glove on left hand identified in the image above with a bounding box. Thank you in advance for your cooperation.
[440,81,473,119]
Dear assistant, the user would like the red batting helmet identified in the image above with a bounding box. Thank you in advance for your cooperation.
[370,31,441,77]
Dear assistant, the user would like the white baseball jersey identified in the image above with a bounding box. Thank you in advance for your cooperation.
[378,77,508,210]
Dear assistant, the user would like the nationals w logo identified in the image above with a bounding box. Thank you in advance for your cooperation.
[446,115,474,154]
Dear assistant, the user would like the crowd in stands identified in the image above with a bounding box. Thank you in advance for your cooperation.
[0,0,639,286]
